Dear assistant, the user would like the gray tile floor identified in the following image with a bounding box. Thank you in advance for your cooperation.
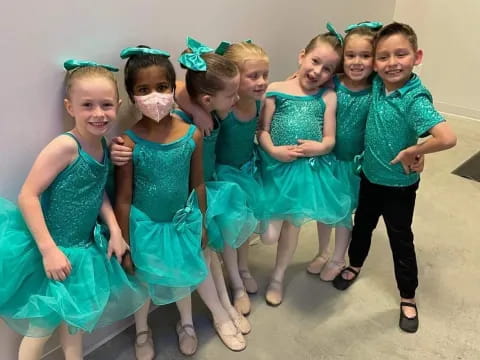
[80,116,480,360]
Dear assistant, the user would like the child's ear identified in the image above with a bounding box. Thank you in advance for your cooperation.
[414,49,424,66]
[64,98,74,118]
[200,94,212,107]
[117,99,123,109]
[298,49,306,66]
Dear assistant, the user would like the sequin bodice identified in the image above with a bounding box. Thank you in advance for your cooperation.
[268,90,326,146]
[41,134,108,248]
[215,101,260,168]
[127,127,196,222]
[333,77,372,161]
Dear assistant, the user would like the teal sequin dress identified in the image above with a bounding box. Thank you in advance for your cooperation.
[258,90,351,226]
[0,133,147,337]
[215,101,265,224]
[126,126,208,305]
[174,110,257,251]
[332,76,372,228]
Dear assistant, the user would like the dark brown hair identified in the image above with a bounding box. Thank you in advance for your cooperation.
[374,22,418,51]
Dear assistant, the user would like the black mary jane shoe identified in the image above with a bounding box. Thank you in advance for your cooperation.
[399,302,419,333]
[332,266,360,290]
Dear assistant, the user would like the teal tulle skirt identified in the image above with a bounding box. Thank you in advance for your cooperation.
[216,157,266,231]
[129,193,208,305]
[258,149,351,227]
[0,198,147,338]
[332,159,361,229]
[205,180,258,251]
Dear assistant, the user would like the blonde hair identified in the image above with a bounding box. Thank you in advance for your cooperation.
[223,41,269,70]
[65,66,119,100]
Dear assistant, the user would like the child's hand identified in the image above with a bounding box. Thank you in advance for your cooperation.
[107,231,130,263]
[42,246,72,281]
[271,145,302,162]
[193,112,214,137]
[110,137,133,166]
[297,139,324,157]
[201,226,208,249]
[410,154,425,173]
[390,147,419,174]
[121,252,135,275]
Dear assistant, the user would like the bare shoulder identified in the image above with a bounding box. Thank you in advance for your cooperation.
[45,134,79,158]
[267,81,288,92]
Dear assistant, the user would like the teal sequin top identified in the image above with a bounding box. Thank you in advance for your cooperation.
[173,109,219,181]
[215,101,261,168]
[333,76,372,161]
[363,74,445,186]
[41,133,108,248]
[268,89,326,146]
[126,127,196,222]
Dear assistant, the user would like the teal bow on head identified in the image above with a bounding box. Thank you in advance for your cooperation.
[345,21,383,33]
[215,39,254,56]
[178,37,214,71]
[64,59,118,72]
[326,22,344,46]
[215,41,231,55]
[120,47,170,59]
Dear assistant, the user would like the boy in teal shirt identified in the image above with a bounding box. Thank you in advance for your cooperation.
[333,22,457,333]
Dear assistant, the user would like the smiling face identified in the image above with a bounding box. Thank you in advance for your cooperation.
[343,34,374,83]
[238,58,269,101]
[297,41,340,91]
[65,75,119,137]
[374,33,423,91]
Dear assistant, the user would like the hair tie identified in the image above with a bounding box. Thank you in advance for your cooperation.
[120,47,170,59]
[345,21,383,33]
[64,59,118,72]
[178,37,214,71]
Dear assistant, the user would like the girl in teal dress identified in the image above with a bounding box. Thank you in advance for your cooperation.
[111,40,250,354]
[113,46,209,359]
[307,23,380,281]
[214,41,269,316]
[257,25,351,306]
[0,62,146,360]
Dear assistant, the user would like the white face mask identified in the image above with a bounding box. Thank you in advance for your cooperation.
[134,92,174,122]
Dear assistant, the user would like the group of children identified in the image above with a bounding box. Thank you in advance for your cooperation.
[0,20,456,360]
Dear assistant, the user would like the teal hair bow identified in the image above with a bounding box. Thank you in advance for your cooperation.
[326,22,344,46]
[178,37,214,71]
[215,39,253,56]
[120,47,170,59]
[345,21,383,33]
[215,41,231,55]
[64,59,118,72]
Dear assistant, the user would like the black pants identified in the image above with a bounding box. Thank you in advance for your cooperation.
[349,173,419,299]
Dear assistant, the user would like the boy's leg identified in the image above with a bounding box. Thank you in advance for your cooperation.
[383,181,419,319]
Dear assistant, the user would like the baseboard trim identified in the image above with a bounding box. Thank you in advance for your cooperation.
[436,102,480,121]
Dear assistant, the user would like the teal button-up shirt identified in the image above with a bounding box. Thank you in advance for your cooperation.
[363,74,445,187]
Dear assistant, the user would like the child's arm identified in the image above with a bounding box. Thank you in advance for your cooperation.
[391,97,457,173]
[17,136,78,281]
[391,122,456,173]
[99,193,129,263]
[189,129,208,248]
[297,90,337,156]
[113,135,135,273]
[257,88,302,162]
[176,80,213,136]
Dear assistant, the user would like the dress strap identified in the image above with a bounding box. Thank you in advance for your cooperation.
[62,132,82,149]
[255,100,262,117]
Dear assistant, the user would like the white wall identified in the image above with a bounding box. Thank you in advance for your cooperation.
[394,0,480,120]
[0,1,395,358]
